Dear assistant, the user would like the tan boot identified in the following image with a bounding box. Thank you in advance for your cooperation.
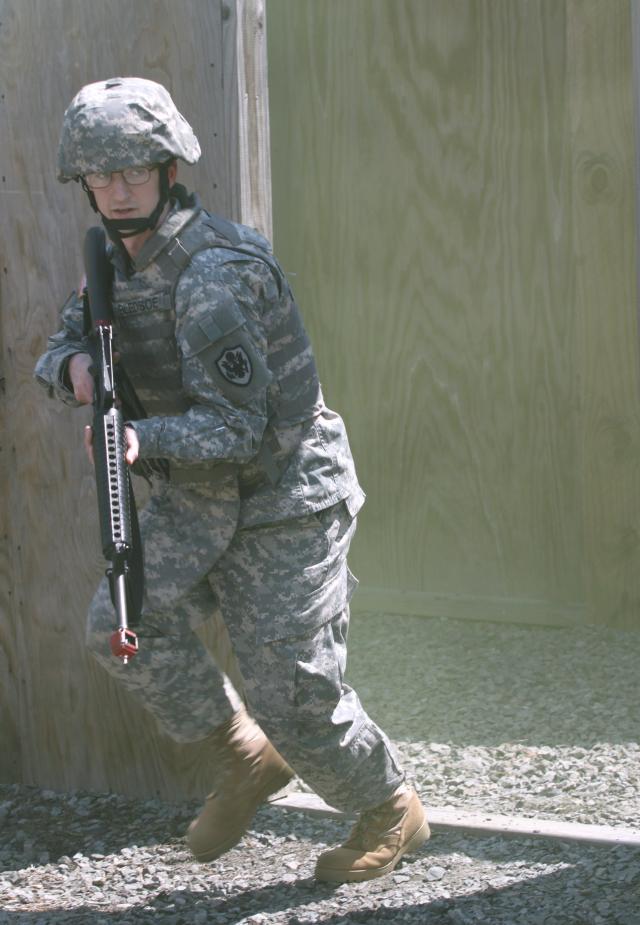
[314,785,429,883]
[186,708,293,862]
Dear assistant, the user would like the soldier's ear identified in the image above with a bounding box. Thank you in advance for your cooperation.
[167,159,178,187]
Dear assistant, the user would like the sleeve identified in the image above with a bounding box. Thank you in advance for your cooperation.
[130,255,278,465]
[33,290,91,406]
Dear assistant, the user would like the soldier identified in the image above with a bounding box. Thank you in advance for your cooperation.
[35,76,429,882]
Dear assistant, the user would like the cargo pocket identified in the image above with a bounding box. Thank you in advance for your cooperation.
[255,502,358,644]
[297,422,339,506]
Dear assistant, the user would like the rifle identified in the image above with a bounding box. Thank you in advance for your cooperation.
[83,226,144,663]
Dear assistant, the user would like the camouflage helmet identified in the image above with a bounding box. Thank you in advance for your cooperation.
[57,76,201,182]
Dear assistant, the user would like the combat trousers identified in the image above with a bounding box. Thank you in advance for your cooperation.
[86,477,240,737]
[86,484,404,812]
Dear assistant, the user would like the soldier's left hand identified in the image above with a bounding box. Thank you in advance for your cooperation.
[125,425,139,465]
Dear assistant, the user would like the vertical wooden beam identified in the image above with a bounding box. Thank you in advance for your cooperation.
[223,0,272,239]
[0,261,22,783]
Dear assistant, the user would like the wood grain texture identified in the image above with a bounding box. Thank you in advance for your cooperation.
[0,256,22,782]
[569,0,640,628]
[0,0,261,795]
[350,587,584,629]
[223,0,273,238]
[267,0,639,628]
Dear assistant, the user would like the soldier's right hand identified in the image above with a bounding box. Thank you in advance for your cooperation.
[68,352,94,404]
[84,425,94,465]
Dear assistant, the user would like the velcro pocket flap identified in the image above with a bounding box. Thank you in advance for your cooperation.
[182,302,245,357]
[181,300,272,403]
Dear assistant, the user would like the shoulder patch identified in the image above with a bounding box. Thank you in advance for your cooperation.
[216,346,252,386]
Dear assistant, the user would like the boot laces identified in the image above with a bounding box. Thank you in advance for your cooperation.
[346,801,403,850]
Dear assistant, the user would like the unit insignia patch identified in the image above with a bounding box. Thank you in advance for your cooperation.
[216,346,253,386]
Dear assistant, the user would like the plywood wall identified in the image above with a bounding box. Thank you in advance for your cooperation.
[569,0,640,629]
[0,0,268,793]
[2,0,639,799]
[267,0,640,629]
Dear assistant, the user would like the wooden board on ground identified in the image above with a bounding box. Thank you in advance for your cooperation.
[270,792,640,849]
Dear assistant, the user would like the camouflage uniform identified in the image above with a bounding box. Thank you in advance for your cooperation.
[34,77,404,812]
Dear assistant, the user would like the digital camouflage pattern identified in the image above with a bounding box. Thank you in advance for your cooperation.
[35,190,365,527]
[85,489,404,810]
[57,77,200,182]
[36,101,405,809]
[85,477,240,743]
[206,501,405,811]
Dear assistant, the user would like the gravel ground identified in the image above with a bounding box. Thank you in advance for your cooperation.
[1,612,639,924]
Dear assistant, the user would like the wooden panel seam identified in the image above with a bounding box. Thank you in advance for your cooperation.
[351,587,586,628]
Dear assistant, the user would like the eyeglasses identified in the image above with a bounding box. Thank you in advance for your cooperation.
[83,165,157,190]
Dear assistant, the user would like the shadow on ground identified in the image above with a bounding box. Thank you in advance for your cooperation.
[2,804,639,923]
[1,838,639,925]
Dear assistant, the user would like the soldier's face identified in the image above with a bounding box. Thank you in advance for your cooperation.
[91,161,178,253]
[91,165,164,222]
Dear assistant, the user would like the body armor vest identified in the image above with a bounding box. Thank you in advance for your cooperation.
[110,189,322,487]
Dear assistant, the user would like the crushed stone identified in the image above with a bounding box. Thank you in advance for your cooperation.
[1,613,639,923]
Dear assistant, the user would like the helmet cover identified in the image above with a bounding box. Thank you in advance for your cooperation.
[57,77,201,182]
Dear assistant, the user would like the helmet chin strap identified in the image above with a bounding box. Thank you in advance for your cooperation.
[81,163,172,248]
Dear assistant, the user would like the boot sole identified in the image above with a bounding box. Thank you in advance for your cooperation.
[190,765,294,863]
[314,817,431,883]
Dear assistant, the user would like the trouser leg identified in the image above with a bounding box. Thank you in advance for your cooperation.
[228,602,404,812]
[85,478,240,743]
[209,501,405,813]
[86,575,236,743]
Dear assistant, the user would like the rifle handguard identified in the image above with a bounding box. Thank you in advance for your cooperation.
[93,406,133,558]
